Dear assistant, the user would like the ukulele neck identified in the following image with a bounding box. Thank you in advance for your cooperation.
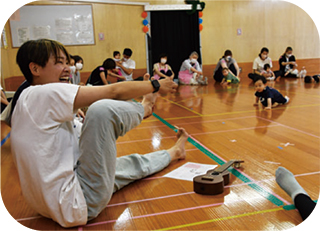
[212,160,241,174]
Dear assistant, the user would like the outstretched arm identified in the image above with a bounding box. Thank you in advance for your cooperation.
[73,78,177,110]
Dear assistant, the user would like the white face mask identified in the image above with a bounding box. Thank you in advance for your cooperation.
[123,58,128,61]
[161,58,167,64]
[286,54,292,58]
[70,65,76,74]
[190,58,197,63]
[76,63,83,70]
[225,56,231,61]
[261,54,268,59]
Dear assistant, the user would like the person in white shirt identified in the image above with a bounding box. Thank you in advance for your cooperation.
[9,39,188,228]
[1,84,9,112]
[116,48,136,81]
[248,47,277,82]
[178,51,208,85]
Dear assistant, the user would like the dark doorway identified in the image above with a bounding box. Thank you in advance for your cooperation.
[150,10,201,79]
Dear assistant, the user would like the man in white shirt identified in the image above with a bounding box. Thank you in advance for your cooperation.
[117,48,136,81]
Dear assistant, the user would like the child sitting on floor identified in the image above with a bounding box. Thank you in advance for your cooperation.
[220,67,240,86]
[261,64,275,81]
[253,76,289,110]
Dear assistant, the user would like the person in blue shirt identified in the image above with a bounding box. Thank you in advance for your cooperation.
[253,76,289,110]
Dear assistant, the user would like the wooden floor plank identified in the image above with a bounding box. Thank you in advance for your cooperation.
[1,72,319,230]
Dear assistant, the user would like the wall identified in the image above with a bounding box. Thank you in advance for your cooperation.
[1,0,147,86]
[201,0,320,64]
[1,0,320,88]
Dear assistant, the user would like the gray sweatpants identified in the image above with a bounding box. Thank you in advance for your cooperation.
[76,99,171,220]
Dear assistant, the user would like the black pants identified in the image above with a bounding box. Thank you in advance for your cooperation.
[278,70,297,78]
[294,194,317,221]
[214,64,237,82]
[248,70,282,82]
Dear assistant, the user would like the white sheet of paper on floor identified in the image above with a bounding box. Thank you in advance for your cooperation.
[280,142,295,147]
[163,162,217,182]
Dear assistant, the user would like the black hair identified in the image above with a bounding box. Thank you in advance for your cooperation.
[283,47,293,56]
[222,67,229,71]
[123,48,133,57]
[159,53,167,60]
[264,64,271,71]
[72,55,83,64]
[102,58,116,70]
[223,50,232,58]
[254,75,267,84]
[313,75,319,83]
[304,76,312,83]
[16,39,70,84]
[113,51,120,58]
[12,39,70,121]
[259,47,269,58]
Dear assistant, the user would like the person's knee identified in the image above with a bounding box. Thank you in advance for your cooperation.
[86,99,116,121]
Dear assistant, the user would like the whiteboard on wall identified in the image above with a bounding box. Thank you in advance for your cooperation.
[9,5,95,47]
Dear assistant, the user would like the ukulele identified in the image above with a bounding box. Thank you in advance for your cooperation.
[193,160,244,195]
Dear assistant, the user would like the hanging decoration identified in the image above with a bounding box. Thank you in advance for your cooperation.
[143,26,149,33]
[143,19,148,26]
[199,10,203,32]
[141,11,149,34]
[141,11,148,18]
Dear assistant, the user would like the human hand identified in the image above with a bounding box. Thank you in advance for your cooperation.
[77,109,86,121]
[265,106,272,110]
[143,73,150,81]
[158,77,178,94]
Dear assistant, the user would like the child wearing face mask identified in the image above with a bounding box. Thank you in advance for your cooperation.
[153,54,174,80]
[70,55,84,85]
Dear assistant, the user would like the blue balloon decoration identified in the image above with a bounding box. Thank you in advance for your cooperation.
[199,18,203,24]
[143,19,148,26]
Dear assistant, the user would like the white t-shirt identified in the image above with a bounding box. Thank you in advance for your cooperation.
[120,59,136,81]
[179,59,202,73]
[10,83,87,227]
[252,56,273,73]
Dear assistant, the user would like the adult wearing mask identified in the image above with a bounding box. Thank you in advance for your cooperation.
[153,53,174,80]
[278,47,298,77]
[116,48,136,81]
[213,50,240,82]
[178,51,207,85]
[248,47,277,81]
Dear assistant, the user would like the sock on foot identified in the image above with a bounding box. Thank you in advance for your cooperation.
[276,167,308,201]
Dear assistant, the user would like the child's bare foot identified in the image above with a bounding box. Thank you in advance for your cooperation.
[167,127,189,162]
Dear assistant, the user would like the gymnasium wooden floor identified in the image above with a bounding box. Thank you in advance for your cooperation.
[1,69,320,230]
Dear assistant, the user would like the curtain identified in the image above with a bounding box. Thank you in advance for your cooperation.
[150,10,201,78]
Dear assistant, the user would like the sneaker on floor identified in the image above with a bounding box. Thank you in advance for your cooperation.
[285,96,290,104]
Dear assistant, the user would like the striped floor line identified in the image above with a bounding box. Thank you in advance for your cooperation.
[152,112,288,207]
[1,132,10,147]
